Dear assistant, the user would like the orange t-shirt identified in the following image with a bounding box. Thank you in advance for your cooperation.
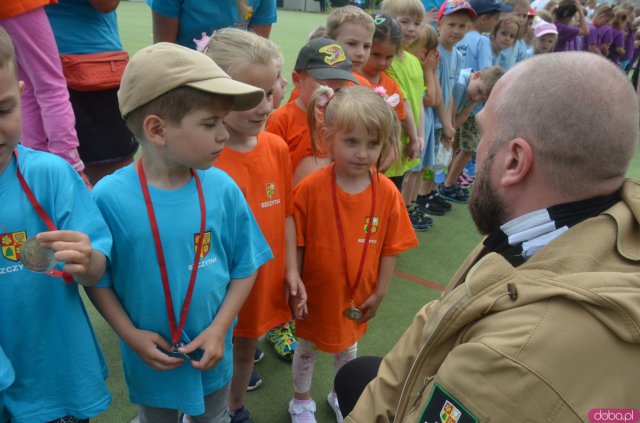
[265,100,308,159]
[294,166,419,352]
[214,131,293,338]
[368,71,407,122]
[0,0,55,19]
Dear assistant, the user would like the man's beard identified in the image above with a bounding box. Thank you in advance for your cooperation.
[468,151,509,235]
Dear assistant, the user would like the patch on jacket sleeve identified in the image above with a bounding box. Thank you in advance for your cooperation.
[419,384,478,423]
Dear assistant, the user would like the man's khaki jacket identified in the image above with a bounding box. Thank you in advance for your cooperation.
[346,179,640,423]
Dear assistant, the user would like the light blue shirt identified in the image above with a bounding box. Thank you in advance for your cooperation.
[92,165,272,416]
[456,30,493,71]
[498,39,529,70]
[452,68,473,114]
[0,346,14,423]
[46,0,122,54]
[435,44,462,129]
[148,0,277,48]
[0,146,112,423]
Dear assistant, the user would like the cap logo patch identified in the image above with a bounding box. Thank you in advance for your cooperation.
[319,44,346,66]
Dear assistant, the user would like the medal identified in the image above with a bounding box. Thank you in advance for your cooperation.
[20,236,56,272]
[14,149,73,283]
[331,165,377,322]
[137,160,207,357]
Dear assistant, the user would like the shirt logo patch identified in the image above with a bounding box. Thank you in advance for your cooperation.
[419,384,478,423]
[194,231,211,259]
[364,217,379,234]
[319,44,347,66]
[265,182,276,199]
[1,231,27,262]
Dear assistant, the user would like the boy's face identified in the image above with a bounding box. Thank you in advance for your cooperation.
[272,57,288,110]
[534,33,557,53]
[493,22,518,50]
[161,101,232,169]
[396,14,423,45]
[0,64,23,173]
[438,13,472,47]
[334,23,374,72]
[224,62,277,138]
[467,76,487,103]
[294,71,346,109]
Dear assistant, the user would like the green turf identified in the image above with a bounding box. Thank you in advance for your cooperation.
[85,5,640,422]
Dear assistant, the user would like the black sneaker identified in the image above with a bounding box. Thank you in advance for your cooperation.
[253,348,264,364]
[247,370,262,391]
[437,185,469,204]
[230,407,255,423]
[412,200,445,216]
[410,205,434,226]
[407,206,430,231]
[417,191,452,211]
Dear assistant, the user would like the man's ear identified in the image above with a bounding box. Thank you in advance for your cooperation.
[143,115,167,147]
[498,138,534,187]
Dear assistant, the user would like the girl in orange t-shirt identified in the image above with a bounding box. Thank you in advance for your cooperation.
[205,29,307,422]
[289,85,419,423]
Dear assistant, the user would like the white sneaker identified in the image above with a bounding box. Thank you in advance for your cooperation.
[288,398,317,423]
[327,392,344,423]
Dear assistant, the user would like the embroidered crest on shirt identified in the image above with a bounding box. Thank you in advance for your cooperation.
[419,384,478,423]
[440,401,462,423]
[319,44,347,65]
[364,217,379,234]
[194,231,211,258]
[265,182,276,199]
[1,231,26,262]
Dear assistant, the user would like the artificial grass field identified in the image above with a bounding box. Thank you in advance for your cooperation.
[85,4,640,422]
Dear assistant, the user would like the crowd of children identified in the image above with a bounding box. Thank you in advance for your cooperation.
[1,0,639,421]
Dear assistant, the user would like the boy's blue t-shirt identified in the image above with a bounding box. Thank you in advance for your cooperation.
[0,146,112,423]
[452,68,473,114]
[456,30,493,71]
[435,44,462,129]
[0,346,14,423]
[92,165,272,416]
[148,0,277,48]
[46,0,122,54]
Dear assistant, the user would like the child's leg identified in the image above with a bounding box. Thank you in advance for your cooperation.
[292,338,319,400]
[402,171,422,205]
[444,119,478,188]
[190,384,231,423]
[137,405,180,423]
[228,337,259,412]
[332,343,358,386]
[0,8,83,172]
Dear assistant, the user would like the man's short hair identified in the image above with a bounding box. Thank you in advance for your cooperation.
[381,0,426,21]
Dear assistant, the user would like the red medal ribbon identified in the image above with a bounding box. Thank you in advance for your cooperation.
[137,160,206,346]
[330,164,377,307]
[14,149,73,284]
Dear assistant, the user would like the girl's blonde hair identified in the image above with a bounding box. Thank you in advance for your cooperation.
[610,7,629,30]
[492,15,522,38]
[204,28,282,77]
[308,86,401,171]
[407,24,439,57]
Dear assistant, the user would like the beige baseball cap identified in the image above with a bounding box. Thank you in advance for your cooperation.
[118,42,265,117]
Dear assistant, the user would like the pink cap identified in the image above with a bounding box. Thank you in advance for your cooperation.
[533,22,558,37]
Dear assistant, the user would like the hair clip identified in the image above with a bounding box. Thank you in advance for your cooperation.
[373,86,399,107]
[374,16,387,25]
[193,32,213,52]
[316,87,335,107]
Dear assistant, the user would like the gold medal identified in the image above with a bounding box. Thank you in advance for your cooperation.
[344,306,363,321]
[21,236,56,273]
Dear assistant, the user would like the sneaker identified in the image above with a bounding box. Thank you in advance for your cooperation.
[457,174,473,189]
[428,191,452,211]
[253,347,264,364]
[247,370,262,391]
[412,200,445,216]
[266,321,297,361]
[410,205,434,226]
[230,407,254,423]
[437,184,469,204]
[407,206,430,232]
[327,392,344,423]
[289,399,317,423]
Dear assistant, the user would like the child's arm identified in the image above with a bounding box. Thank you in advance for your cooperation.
[418,105,425,153]
[285,216,307,320]
[85,286,185,370]
[179,272,257,371]
[152,12,179,44]
[357,256,397,322]
[435,91,455,143]
[403,101,422,160]
[422,49,440,107]
[290,246,308,320]
[37,230,106,286]
[575,0,589,36]
[454,101,477,129]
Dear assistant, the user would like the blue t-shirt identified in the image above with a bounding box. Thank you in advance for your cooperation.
[421,0,444,12]
[148,0,277,48]
[456,30,493,71]
[435,44,462,129]
[0,146,112,423]
[46,0,122,54]
[0,346,14,423]
[498,39,528,70]
[92,165,272,416]
[452,68,473,115]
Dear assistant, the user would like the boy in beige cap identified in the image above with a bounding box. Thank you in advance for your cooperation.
[86,42,274,423]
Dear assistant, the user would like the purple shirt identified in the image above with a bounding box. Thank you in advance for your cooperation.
[598,24,613,49]
[624,30,635,62]
[608,28,625,64]
[554,22,580,52]
[580,23,598,51]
